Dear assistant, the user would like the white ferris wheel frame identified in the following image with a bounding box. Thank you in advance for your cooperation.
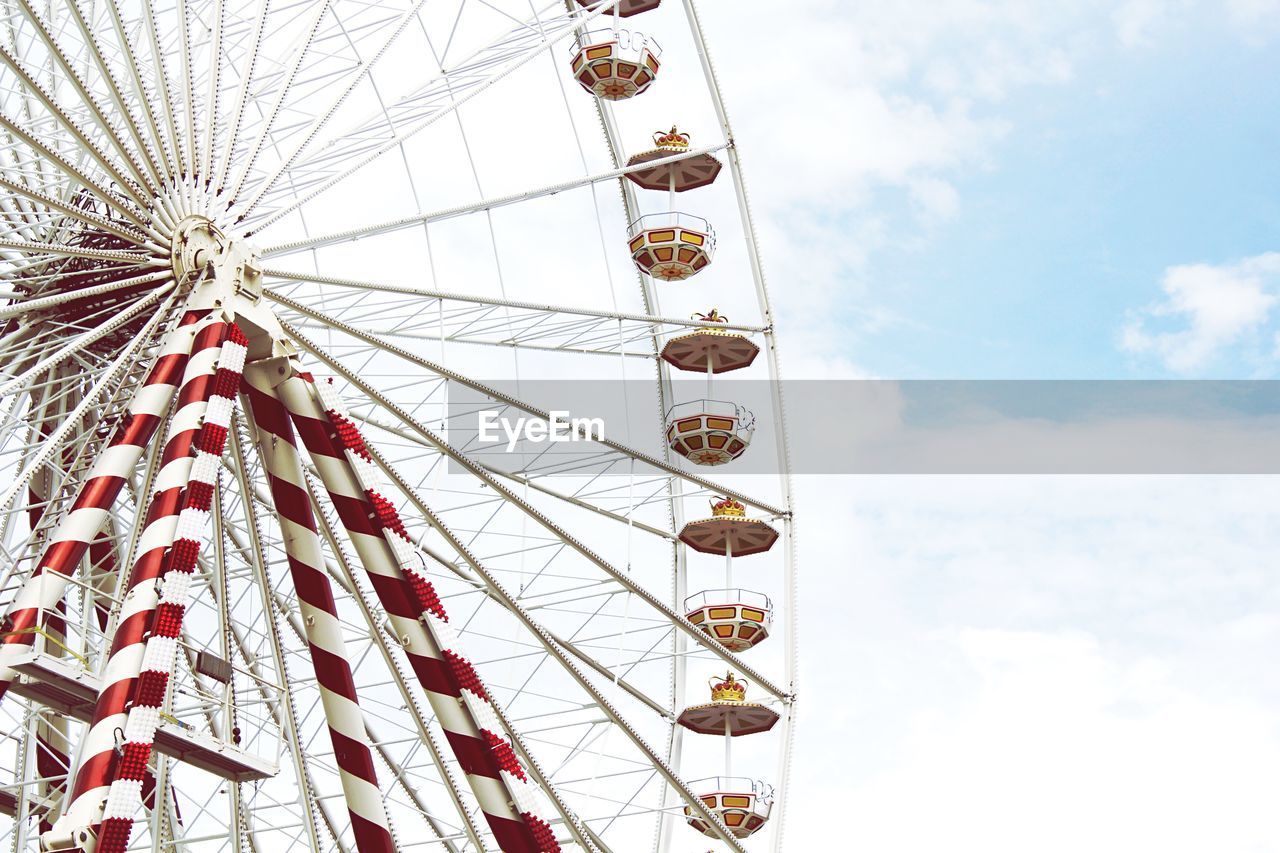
[0,0,799,850]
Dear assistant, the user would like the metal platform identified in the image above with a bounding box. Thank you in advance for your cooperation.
[0,789,57,818]
[5,651,276,784]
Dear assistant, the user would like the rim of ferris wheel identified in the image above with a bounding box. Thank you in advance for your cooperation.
[575,0,663,18]
[677,672,780,736]
[662,308,761,372]
[685,776,776,840]
[684,587,774,652]
[569,28,662,100]
[626,126,723,192]
[666,401,756,466]
[628,212,716,281]
[678,497,781,554]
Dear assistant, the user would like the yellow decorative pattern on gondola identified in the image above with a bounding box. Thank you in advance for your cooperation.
[683,777,774,839]
[627,213,715,281]
[684,589,773,651]
[569,30,661,100]
[665,400,753,465]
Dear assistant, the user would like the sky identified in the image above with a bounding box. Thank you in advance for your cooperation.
[705,0,1280,380]
[690,1,1280,850]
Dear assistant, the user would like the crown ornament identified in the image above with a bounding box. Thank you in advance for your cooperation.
[710,497,746,518]
[653,125,691,149]
[710,672,747,702]
[693,308,728,324]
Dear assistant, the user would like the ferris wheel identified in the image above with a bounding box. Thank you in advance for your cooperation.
[0,0,796,850]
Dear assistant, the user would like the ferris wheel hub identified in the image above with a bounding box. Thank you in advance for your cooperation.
[169,216,228,282]
[167,215,281,360]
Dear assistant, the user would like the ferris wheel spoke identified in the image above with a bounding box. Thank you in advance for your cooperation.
[0,284,173,415]
[222,0,333,210]
[140,0,188,181]
[294,364,747,852]
[60,0,168,193]
[194,0,225,189]
[276,306,785,518]
[0,110,152,228]
[0,239,163,267]
[0,173,152,246]
[337,408,676,542]
[209,0,270,194]
[174,0,198,180]
[276,303,656,359]
[0,268,172,322]
[96,0,179,182]
[4,0,157,199]
[232,0,430,224]
[260,267,759,335]
[238,0,624,234]
[260,140,728,257]
[285,323,789,709]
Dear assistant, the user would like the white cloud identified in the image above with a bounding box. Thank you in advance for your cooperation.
[696,1,1106,370]
[909,176,962,221]
[1112,0,1188,47]
[788,475,1280,852]
[697,1,1280,375]
[1226,0,1280,40]
[1121,253,1280,373]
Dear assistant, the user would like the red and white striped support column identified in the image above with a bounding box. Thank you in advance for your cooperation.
[241,363,396,853]
[89,322,247,853]
[278,372,561,853]
[0,311,205,701]
[26,411,71,835]
[53,317,231,840]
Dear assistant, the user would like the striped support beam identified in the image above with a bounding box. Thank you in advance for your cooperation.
[92,322,248,853]
[27,401,70,834]
[242,364,396,853]
[278,372,560,853]
[0,311,205,701]
[56,318,231,837]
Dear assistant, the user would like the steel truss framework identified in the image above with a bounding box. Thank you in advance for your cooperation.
[0,0,796,851]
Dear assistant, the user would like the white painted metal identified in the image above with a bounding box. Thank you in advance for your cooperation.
[0,1,794,850]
